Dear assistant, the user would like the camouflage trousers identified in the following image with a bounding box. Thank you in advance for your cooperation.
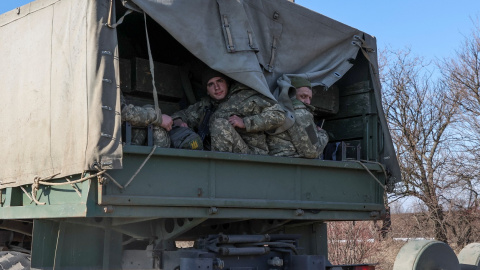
[210,118,268,155]
[131,126,170,148]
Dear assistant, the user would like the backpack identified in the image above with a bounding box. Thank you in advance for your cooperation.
[323,142,342,161]
[169,126,204,150]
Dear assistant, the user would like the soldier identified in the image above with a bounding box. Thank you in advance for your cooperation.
[121,93,173,147]
[267,76,328,158]
[210,82,286,155]
[171,69,229,149]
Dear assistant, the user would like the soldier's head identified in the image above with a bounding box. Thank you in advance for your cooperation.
[202,69,229,101]
[291,77,312,105]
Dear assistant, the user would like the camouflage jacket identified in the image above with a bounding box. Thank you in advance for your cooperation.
[212,83,286,153]
[120,93,170,147]
[171,96,217,131]
[267,99,328,158]
[120,93,162,127]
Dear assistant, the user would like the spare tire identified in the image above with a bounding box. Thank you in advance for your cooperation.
[0,251,30,270]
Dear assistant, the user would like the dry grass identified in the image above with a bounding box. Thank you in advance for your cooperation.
[367,239,406,270]
[327,221,407,268]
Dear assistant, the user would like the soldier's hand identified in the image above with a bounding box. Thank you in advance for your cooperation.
[228,115,245,129]
[174,119,188,128]
[160,114,173,131]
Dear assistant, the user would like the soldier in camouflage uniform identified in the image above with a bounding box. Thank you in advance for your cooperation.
[267,77,328,158]
[210,82,286,155]
[121,93,172,147]
[172,70,229,149]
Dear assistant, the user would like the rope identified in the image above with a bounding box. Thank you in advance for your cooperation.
[357,160,391,214]
[27,171,106,205]
[108,9,132,28]
[23,146,157,204]
[144,12,162,127]
[20,186,34,203]
[102,172,124,189]
[123,145,157,189]
[360,159,388,180]
[32,177,46,205]
[37,173,61,181]
[93,145,157,190]
[65,177,82,197]
[350,160,386,190]
[91,164,123,189]
[38,171,105,186]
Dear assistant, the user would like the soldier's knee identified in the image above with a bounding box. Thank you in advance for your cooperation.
[131,128,147,145]
[210,118,231,135]
[153,127,171,148]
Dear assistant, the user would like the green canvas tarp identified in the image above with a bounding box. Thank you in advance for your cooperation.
[129,0,364,97]
[0,0,121,188]
[0,0,400,189]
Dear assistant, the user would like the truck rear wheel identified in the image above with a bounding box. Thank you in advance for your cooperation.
[0,251,31,270]
[458,243,480,269]
[393,240,460,270]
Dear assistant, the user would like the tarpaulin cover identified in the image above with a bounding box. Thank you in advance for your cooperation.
[131,0,364,99]
[0,0,400,188]
[0,0,122,188]
[128,0,400,182]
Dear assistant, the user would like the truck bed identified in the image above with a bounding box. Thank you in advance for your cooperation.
[0,146,386,222]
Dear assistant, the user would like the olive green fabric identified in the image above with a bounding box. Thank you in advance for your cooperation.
[0,0,122,188]
[290,77,312,90]
[130,0,362,97]
[130,0,364,136]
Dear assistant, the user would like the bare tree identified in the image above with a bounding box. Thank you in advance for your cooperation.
[328,221,379,265]
[442,20,480,157]
[381,48,461,243]
[440,18,480,247]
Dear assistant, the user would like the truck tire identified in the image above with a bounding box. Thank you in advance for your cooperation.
[458,243,480,269]
[0,251,31,270]
[393,240,459,270]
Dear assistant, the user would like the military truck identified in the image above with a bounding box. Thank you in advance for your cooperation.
[1,0,476,269]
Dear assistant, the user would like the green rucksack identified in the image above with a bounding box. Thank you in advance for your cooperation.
[168,126,203,150]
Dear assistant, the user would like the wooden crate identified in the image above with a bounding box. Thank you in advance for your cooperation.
[120,58,184,100]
